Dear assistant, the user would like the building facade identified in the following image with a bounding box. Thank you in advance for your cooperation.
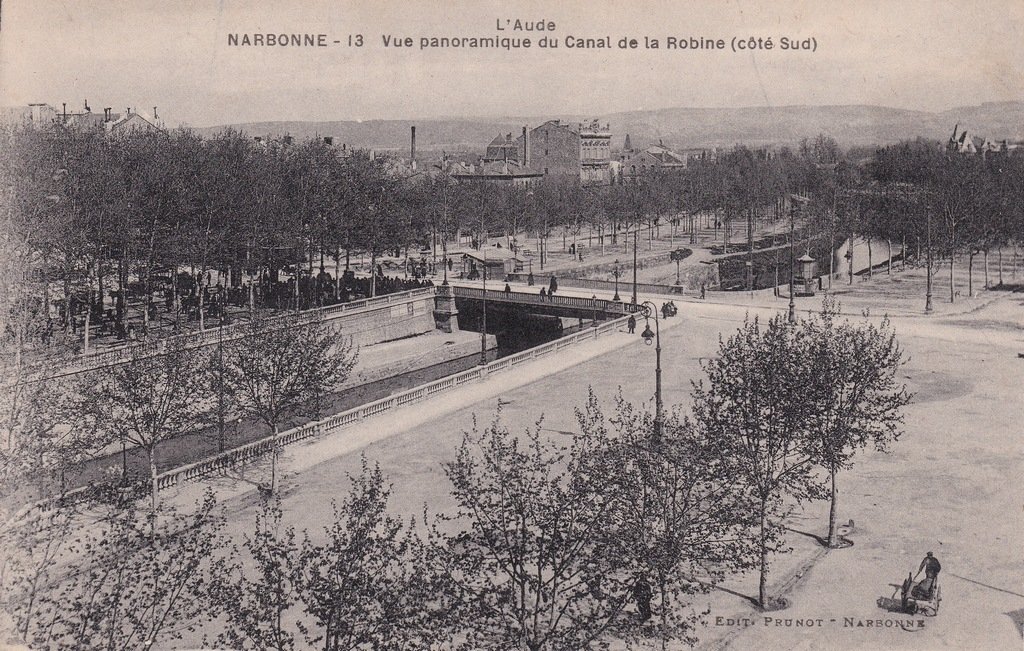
[484,133,521,163]
[516,119,612,185]
[617,136,687,181]
[450,159,543,187]
[4,101,163,134]
[948,124,1022,155]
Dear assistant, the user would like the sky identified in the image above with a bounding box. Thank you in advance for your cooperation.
[1,0,1022,128]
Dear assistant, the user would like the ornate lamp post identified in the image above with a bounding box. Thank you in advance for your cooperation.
[632,229,639,304]
[671,249,685,286]
[639,301,663,444]
[481,213,489,365]
[925,206,934,314]
[612,259,622,302]
[788,202,797,324]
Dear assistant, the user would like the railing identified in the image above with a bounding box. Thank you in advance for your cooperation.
[19,288,436,379]
[148,313,631,492]
[505,274,689,296]
[452,287,642,314]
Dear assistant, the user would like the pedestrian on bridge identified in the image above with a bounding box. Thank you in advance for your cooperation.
[504,283,511,294]
[627,315,636,334]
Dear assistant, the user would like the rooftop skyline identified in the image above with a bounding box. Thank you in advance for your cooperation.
[1,0,1022,128]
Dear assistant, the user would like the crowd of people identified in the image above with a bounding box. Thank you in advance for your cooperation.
[59,269,436,346]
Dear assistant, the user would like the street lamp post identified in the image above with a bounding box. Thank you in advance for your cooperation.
[788,203,797,323]
[632,229,638,304]
[481,210,489,365]
[925,206,934,314]
[639,302,663,445]
[480,263,488,365]
[592,295,598,327]
[612,259,622,302]
[217,306,226,452]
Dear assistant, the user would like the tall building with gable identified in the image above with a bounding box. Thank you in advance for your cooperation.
[515,119,612,185]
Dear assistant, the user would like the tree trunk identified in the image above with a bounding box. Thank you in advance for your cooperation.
[61,272,72,332]
[171,264,181,329]
[660,578,669,651]
[83,288,91,355]
[370,250,377,297]
[983,249,989,289]
[116,256,125,323]
[334,246,341,300]
[887,239,892,275]
[998,247,1004,285]
[149,446,159,512]
[97,259,105,324]
[270,422,280,495]
[758,499,769,608]
[949,257,955,303]
[827,466,839,548]
[828,230,835,289]
[867,238,873,278]
[968,251,975,296]
[198,272,206,332]
[248,274,255,316]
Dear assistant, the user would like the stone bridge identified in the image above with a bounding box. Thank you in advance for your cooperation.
[451,286,642,321]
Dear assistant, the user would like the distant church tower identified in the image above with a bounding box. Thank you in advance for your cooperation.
[624,133,632,152]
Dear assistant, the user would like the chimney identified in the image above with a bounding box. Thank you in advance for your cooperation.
[127,107,131,115]
[62,103,67,119]
[104,107,112,122]
[153,106,158,120]
[84,99,90,112]
[410,126,417,170]
[522,126,530,168]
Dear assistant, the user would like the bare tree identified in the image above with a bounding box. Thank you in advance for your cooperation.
[84,337,211,511]
[3,491,225,650]
[220,314,356,495]
[208,496,300,651]
[801,299,911,547]
[431,412,630,651]
[578,393,759,648]
[294,457,439,651]
[690,314,826,609]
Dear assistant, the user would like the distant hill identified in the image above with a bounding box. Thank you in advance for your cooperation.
[194,102,1024,153]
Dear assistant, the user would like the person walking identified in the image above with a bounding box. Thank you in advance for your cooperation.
[700,282,707,300]
[504,283,511,294]
[627,314,636,334]
[917,552,941,582]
